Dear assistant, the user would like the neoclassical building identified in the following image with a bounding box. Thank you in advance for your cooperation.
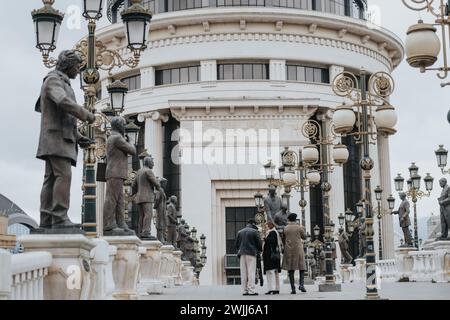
[94,0,403,285]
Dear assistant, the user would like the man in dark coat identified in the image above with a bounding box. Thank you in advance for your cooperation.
[262,220,282,295]
[103,117,136,235]
[131,156,162,239]
[282,213,307,294]
[393,192,413,246]
[338,228,353,264]
[235,219,262,296]
[438,178,450,240]
[263,186,282,222]
[155,178,168,243]
[36,50,95,229]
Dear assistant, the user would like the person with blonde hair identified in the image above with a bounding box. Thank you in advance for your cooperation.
[262,220,283,295]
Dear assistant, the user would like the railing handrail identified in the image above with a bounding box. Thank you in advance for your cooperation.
[11,252,52,276]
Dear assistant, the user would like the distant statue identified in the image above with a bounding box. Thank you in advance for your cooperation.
[154,178,168,243]
[131,156,162,239]
[358,217,367,257]
[178,219,190,259]
[166,196,179,247]
[438,178,450,240]
[35,50,96,231]
[273,202,288,233]
[338,228,353,264]
[393,192,413,246]
[263,186,282,222]
[103,117,137,236]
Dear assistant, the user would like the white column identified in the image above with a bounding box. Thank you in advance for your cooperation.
[329,65,344,82]
[200,60,217,81]
[377,135,395,259]
[96,181,105,237]
[144,117,164,178]
[269,60,286,81]
[141,66,155,89]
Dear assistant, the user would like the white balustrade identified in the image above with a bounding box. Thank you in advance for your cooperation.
[9,251,52,300]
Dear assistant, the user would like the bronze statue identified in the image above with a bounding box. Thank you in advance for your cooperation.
[154,178,168,243]
[338,228,353,264]
[263,186,282,222]
[166,196,178,247]
[103,117,137,236]
[438,178,450,240]
[178,219,189,259]
[35,50,95,232]
[131,156,162,239]
[393,192,413,246]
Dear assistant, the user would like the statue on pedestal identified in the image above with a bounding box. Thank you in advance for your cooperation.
[178,219,189,259]
[131,156,162,239]
[166,196,178,247]
[358,217,367,257]
[263,186,282,222]
[35,50,96,232]
[338,228,353,264]
[438,178,450,240]
[103,117,137,236]
[393,192,413,246]
[154,178,168,243]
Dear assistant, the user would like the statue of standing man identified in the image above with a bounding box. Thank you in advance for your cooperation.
[154,178,168,243]
[338,228,353,264]
[394,192,413,246]
[103,117,137,236]
[36,50,95,231]
[166,196,179,247]
[263,186,282,222]
[131,156,162,239]
[438,178,450,240]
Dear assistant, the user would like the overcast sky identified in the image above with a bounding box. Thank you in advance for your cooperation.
[0,1,447,229]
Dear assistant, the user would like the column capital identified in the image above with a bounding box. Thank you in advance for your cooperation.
[137,111,169,123]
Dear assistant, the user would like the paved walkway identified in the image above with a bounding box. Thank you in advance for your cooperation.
[143,282,450,300]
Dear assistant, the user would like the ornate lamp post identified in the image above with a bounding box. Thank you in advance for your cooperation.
[31,0,152,237]
[402,0,450,122]
[394,164,434,249]
[435,145,450,174]
[254,191,267,237]
[298,119,349,292]
[332,69,397,299]
[373,186,395,261]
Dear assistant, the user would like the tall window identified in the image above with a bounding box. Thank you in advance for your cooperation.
[155,65,201,85]
[217,63,269,80]
[286,65,330,83]
[225,207,257,285]
[121,74,141,91]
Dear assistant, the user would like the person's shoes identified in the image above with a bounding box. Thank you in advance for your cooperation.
[53,218,80,228]
[272,290,280,295]
[242,292,249,296]
[299,286,307,293]
[248,292,258,296]
[291,290,296,295]
[265,291,273,295]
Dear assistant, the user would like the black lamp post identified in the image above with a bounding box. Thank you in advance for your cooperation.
[107,80,128,115]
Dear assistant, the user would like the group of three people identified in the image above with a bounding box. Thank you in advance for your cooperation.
[235,213,307,296]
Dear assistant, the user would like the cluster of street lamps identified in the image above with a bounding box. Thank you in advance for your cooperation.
[31,0,152,236]
[402,0,450,123]
[185,226,207,280]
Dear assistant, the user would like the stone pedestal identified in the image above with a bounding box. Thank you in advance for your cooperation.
[103,236,141,300]
[173,250,183,286]
[89,239,116,300]
[181,260,195,285]
[138,240,163,295]
[340,264,353,283]
[423,240,450,282]
[395,246,417,281]
[160,245,176,288]
[0,249,12,299]
[18,234,95,300]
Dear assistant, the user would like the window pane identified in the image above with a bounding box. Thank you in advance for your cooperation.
[314,68,322,83]
[287,65,297,80]
[189,66,199,81]
[253,64,263,79]
[243,64,253,79]
[297,66,305,81]
[234,64,243,80]
[224,65,233,80]
[322,69,330,83]
[162,69,171,84]
[171,68,180,83]
[305,67,314,81]
[180,67,189,82]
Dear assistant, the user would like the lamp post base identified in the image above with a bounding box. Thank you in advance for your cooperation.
[318,283,341,292]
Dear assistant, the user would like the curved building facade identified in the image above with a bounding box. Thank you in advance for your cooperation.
[95,0,403,284]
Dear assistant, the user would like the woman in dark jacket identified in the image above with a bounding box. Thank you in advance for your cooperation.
[262,220,282,295]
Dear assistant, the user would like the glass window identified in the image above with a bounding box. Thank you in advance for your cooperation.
[305,67,314,82]
[297,66,306,81]
[155,65,201,85]
[286,65,329,83]
[287,65,297,80]
[234,64,243,80]
[224,64,233,80]
[121,74,141,91]
[218,63,269,80]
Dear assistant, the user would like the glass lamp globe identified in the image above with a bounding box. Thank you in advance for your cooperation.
[332,144,349,165]
[375,104,398,135]
[302,145,319,164]
[333,102,356,134]
[405,20,441,70]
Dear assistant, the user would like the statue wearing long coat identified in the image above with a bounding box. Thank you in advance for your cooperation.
[281,222,307,271]
[439,182,450,238]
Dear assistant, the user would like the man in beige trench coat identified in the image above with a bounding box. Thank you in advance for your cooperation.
[282,213,307,294]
